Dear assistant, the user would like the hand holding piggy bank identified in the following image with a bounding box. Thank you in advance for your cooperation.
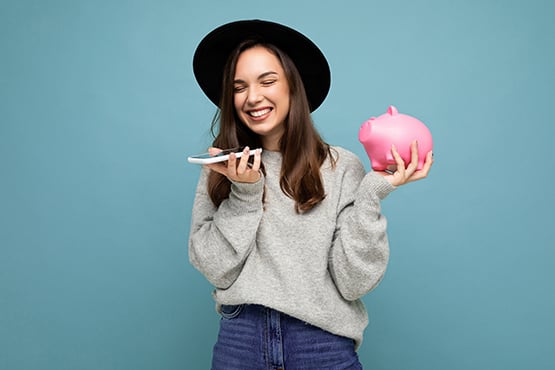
[359,106,433,171]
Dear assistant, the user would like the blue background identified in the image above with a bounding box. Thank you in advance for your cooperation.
[1,0,554,369]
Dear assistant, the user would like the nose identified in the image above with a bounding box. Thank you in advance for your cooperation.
[246,86,263,106]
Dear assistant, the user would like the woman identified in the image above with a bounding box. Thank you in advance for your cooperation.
[189,20,433,369]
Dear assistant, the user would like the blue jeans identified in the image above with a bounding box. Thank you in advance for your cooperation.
[211,304,363,370]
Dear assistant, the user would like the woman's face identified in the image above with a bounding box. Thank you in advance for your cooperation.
[233,46,290,150]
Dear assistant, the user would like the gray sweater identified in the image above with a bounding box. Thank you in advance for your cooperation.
[188,147,395,349]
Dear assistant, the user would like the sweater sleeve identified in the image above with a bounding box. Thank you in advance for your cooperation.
[188,167,264,289]
[328,159,395,301]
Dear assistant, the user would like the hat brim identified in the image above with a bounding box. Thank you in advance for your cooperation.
[193,19,330,112]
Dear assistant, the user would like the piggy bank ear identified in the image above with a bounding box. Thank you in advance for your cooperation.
[387,106,398,116]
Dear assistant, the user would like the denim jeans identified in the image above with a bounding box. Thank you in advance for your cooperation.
[211,304,363,370]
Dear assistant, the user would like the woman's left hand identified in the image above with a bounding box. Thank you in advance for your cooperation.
[376,141,434,186]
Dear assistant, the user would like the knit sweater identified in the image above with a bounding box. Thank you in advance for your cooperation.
[188,146,395,349]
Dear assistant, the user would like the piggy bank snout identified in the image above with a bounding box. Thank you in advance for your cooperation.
[358,118,375,143]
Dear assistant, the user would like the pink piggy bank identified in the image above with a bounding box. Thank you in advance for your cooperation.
[358,106,433,171]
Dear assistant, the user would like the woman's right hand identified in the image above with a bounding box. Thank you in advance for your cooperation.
[206,146,262,183]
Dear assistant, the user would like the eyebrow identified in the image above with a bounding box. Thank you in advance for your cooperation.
[234,71,279,84]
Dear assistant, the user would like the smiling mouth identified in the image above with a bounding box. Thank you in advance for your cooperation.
[248,108,272,117]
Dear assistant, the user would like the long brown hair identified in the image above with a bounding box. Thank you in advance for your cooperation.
[208,39,334,213]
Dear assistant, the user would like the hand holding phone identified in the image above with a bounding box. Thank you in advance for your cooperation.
[187,147,262,164]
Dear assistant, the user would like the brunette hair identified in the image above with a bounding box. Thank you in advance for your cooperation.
[208,40,334,213]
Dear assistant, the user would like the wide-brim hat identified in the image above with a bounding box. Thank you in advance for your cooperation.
[193,19,331,112]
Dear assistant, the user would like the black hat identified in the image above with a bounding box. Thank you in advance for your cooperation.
[193,19,331,112]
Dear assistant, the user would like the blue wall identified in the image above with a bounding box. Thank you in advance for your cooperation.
[1,0,554,369]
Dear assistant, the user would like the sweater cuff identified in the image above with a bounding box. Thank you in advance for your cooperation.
[361,172,396,200]
[230,172,265,203]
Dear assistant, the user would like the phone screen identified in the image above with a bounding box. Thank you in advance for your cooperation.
[190,148,241,159]
[187,147,253,164]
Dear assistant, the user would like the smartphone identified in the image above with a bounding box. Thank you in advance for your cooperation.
[187,148,262,164]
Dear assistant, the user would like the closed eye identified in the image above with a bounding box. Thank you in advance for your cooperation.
[233,85,247,93]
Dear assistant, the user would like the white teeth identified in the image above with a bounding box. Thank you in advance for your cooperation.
[249,108,271,117]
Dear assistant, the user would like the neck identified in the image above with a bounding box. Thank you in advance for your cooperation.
[262,135,281,151]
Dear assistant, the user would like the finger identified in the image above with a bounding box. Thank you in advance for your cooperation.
[227,152,238,177]
[418,150,434,177]
[236,147,250,175]
[391,145,405,177]
[208,147,222,156]
[406,150,433,183]
[406,140,419,174]
[251,148,262,172]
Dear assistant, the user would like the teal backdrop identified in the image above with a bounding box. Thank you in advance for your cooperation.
[1,0,554,369]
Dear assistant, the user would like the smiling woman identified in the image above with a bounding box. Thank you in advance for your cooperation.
[233,46,290,150]
[188,19,432,369]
